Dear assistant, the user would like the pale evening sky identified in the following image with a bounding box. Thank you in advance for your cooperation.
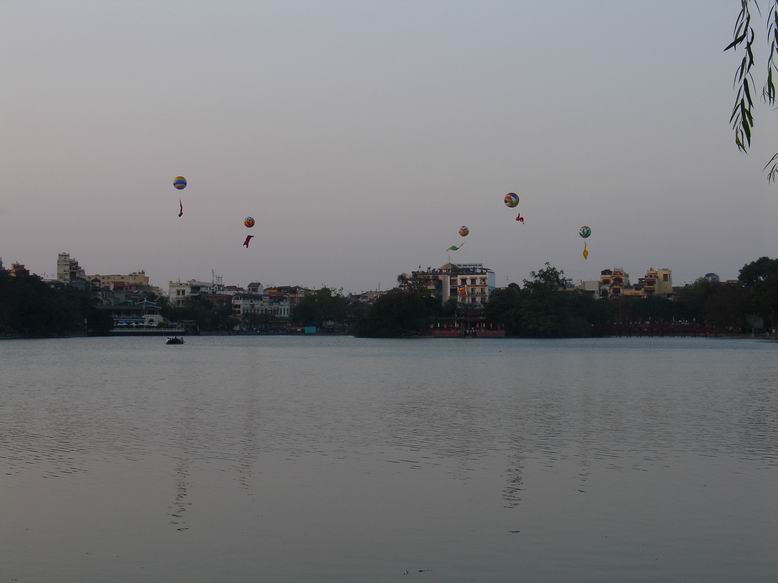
[2,0,777,292]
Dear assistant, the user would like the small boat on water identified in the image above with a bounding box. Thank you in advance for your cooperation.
[166,336,184,345]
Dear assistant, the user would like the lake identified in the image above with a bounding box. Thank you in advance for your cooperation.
[1,336,777,582]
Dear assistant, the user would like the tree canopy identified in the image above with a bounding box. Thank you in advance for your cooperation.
[0,272,111,337]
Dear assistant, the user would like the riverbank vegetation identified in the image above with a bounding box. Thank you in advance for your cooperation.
[354,257,778,338]
[0,271,111,337]
[2,257,776,339]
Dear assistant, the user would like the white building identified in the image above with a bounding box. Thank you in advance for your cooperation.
[57,252,86,283]
[168,280,216,307]
[232,293,290,319]
[406,263,496,306]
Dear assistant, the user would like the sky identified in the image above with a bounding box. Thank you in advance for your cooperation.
[2,0,777,292]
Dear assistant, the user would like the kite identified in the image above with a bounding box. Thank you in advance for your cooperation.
[515,213,524,223]
[242,216,255,246]
[579,225,592,260]
[173,177,187,218]
[504,193,520,208]
[446,225,468,253]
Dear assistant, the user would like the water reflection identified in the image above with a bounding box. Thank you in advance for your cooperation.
[236,391,260,491]
[0,337,777,581]
[502,435,525,508]
[169,456,191,532]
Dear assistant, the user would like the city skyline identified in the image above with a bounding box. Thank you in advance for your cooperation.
[3,1,777,291]
[5,249,717,296]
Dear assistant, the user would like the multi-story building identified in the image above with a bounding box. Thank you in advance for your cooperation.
[599,268,630,298]
[9,262,30,278]
[265,286,308,308]
[57,253,86,283]
[90,271,150,290]
[168,280,216,307]
[598,266,673,299]
[104,299,162,328]
[232,293,290,319]
[405,262,496,306]
[642,267,672,297]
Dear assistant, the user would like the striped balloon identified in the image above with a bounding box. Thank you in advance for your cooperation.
[173,176,187,190]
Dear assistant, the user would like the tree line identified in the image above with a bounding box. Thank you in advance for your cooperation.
[2,256,777,338]
[0,271,111,337]
[356,257,778,338]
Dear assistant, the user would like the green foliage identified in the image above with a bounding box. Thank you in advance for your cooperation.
[609,295,690,325]
[523,262,566,292]
[726,1,778,179]
[725,0,756,151]
[675,278,718,322]
[356,288,442,337]
[703,284,752,330]
[162,296,237,332]
[738,256,778,285]
[291,288,350,326]
[486,264,608,337]
[0,272,110,337]
[738,256,778,324]
[487,258,778,336]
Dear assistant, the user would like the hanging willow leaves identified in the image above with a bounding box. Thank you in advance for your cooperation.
[725,0,778,181]
[725,1,756,153]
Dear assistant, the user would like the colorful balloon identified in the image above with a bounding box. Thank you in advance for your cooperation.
[458,226,470,237]
[579,225,592,239]
[173,176,187,190]
[244,216,255,228]
[504,192,520,208]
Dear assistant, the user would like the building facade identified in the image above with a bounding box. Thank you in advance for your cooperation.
[232,293,290,319]
[168,280,216,306]
[599,268,630,298]
[90,271,150,290]
[640,267,673,297]
[9,262,30,278]
[57,253,86,283]
[405,263,496,306]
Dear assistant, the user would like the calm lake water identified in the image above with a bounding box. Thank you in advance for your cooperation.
[1,336,777,582]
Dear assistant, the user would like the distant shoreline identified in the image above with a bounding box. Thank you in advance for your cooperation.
[2,333,776,342]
